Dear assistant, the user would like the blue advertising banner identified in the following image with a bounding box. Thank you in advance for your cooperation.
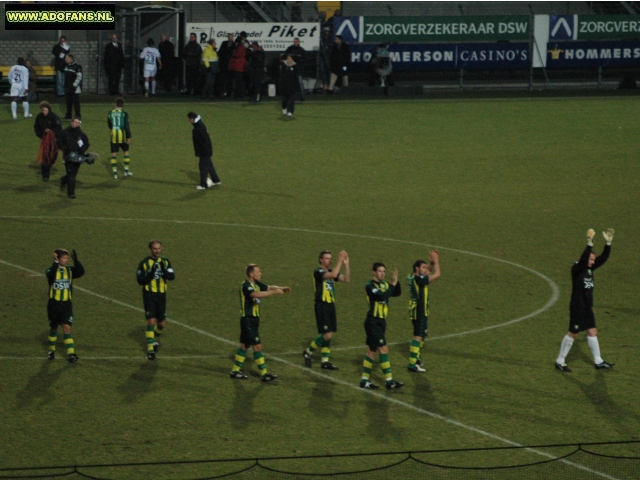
[546,40,640,67]
[349,42,529,71]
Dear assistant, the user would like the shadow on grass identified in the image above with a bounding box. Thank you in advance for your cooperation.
[118,361,159,403]
[16,361,64,409]
[14,184,47,194]
[38,197,77,212]
[308,375,337,416]
[231,378,261,429]
[127,326,147,352]
[561,369,640,437]
[364,390,405,444]
[599,305,640,317]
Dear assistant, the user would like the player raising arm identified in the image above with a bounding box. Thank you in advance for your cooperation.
[407,250,441,373]
[555,228,615,373]
[360,263,403,390]
[303,250,350,370]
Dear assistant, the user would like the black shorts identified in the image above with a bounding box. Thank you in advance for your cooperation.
[315,302,337,334]
[240,316,261,346]
[143,291,167,321]
[412,317,428,338]
[364,316,387,351]
[47,299,73,329]
[569,306,596,333]
[110,142,129,153]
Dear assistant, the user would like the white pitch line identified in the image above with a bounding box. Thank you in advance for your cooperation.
[0,258,618,480]
[0,355,225,361]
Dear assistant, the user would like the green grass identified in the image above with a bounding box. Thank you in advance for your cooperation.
[1,95,639,479]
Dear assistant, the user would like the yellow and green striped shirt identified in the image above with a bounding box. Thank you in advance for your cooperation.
[407,274,430,320]
[107,108,131,144]
[240,280,268,317]
[45,260,84,301]
[137,257,175,293]
[365,280,402,319]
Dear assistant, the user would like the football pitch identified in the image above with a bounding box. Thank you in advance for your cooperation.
[0,94,639,479]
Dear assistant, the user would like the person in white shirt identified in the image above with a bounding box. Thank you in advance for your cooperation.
[8,57,31,119]
[139,38,162,97]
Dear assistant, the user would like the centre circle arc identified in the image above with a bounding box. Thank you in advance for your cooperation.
[4,215,560,344]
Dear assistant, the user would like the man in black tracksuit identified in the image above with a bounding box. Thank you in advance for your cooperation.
[187,111,221,190]
[555,228,615,372]
[63,54,82,119]
[59,117,89,199]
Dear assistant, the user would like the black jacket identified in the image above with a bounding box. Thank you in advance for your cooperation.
[191,119,213,157]
[250,48,266,72]
[329,42,351,74]
[183,41,203,68]
[52,43,70,71]
[159,40,175,68]
[61,126,89,157]
[34,111,63,143]
[104,41,125,72]
[64,62,83,94]
[284,45,306,68]
[217,40,235,70]
[279,62,300,96]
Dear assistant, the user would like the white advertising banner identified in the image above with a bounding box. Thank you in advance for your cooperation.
[186,23,321,51]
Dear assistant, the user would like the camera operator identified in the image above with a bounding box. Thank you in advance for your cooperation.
[59,116,90,199]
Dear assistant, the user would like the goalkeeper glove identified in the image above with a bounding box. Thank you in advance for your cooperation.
[71,249,78,262]
[602,228,615,245]
[586,229,595,246]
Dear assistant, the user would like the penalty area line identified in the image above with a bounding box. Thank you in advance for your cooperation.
[0,258,618,480]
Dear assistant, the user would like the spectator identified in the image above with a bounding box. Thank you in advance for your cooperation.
[104,34,125,96]
[285,37,306,101]
[183,33,202,95]
[369,44,394,87]
[329,35,350,92]
[319,27,332,93]
[280,54,299,118]
[52,36,70,97]
[217,33,235,98]
[34,101,63,181]
[228,38,247,99]
[201,39,219,100]
[158,34,175,92]
[249,41,265,103]
[63,54,82,119]
[25,59,37,104]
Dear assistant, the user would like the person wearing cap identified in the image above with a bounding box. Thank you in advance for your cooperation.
[285,38,306,101]
[249,41,265,103]
[280,54,299,118]
[201,39,219,100]
[45,248,85,363]
[187,112,221,190]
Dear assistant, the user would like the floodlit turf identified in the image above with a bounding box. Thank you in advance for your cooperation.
[1,94,639,479]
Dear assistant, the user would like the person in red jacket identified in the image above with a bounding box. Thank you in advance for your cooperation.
[228,38,247,99]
